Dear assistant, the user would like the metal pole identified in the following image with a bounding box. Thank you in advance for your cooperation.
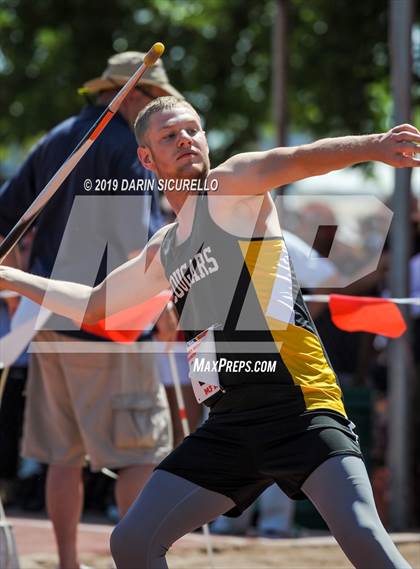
[387,0,414,530]
[272,0,288,147]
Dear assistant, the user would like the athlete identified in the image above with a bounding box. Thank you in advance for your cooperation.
[0,97,418,568]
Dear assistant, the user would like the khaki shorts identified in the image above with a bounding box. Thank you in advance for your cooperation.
[22,331,173,470]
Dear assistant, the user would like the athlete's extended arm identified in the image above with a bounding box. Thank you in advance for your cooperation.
[0,225,171,324]
[213,123,420,195]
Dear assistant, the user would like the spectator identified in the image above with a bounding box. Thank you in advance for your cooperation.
[0,51,182,569]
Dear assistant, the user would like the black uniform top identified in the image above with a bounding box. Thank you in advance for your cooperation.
[160,192,346,416]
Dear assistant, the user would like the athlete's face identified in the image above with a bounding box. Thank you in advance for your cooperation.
[138,106,210,181]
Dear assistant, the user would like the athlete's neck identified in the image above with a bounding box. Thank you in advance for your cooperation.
[163,174,207,214]
[165,189,190,214]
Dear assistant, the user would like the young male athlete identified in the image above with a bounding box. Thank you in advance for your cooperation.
[0,97,418,568]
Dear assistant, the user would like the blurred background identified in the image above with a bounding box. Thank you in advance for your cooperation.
[0,0,419,165]
[0,0,419,535]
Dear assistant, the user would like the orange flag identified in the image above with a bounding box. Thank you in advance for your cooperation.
[81,290,172,343]
[328,294,407,338]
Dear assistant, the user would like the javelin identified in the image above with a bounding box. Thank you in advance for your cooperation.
[0,42,165,264]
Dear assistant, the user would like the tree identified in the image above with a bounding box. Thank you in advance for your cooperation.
[0,0,418,167]
[288,0,392,136]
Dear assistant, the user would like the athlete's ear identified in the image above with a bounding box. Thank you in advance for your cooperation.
[137,145,156,173]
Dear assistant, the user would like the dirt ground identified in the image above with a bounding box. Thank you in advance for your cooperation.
[167,542,420,569]
[7,513,419,569]
[18,538,420,569]
[170,542,419,569]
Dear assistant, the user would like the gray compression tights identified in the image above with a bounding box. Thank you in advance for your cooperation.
[110,456,411,569]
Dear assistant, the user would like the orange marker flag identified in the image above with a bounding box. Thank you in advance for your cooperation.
[328,294,407,338]
[81,290,172,343]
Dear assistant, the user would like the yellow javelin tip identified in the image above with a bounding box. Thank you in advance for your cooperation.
[144,42,165,66]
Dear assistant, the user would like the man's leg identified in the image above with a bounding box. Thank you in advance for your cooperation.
[46,465,84,569]
[302,455,411,569]
[22,334,88,569]
[110,470,235,569]
[115,463,154,516]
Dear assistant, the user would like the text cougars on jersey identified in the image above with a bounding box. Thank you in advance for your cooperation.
[169,246,219,303]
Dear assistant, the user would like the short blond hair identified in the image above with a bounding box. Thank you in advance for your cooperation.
[134,96,197,145]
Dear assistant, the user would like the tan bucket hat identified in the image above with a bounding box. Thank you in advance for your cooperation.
[81,51,183,100]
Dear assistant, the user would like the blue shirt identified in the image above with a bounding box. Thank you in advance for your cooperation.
[0,105,163,339]
[0,105,161,274]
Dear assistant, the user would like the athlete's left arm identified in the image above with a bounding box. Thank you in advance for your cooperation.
[212,124,420,195]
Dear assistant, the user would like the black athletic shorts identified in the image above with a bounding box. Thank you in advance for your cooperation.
[157,402,363,517]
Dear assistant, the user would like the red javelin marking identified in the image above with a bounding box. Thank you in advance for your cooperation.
[179,408,187,420]
[195,328,210,342]
[89,111,114,141]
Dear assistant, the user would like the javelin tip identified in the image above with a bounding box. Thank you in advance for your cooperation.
[144,42,165,67]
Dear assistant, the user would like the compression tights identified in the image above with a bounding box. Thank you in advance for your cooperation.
[110,455,411,569]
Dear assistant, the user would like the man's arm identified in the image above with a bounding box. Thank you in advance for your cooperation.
[0,225,171,324]
[212,124,420,195]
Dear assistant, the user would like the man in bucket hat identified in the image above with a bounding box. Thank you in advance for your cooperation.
[0,51,182,569]
[82,50,183,100]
